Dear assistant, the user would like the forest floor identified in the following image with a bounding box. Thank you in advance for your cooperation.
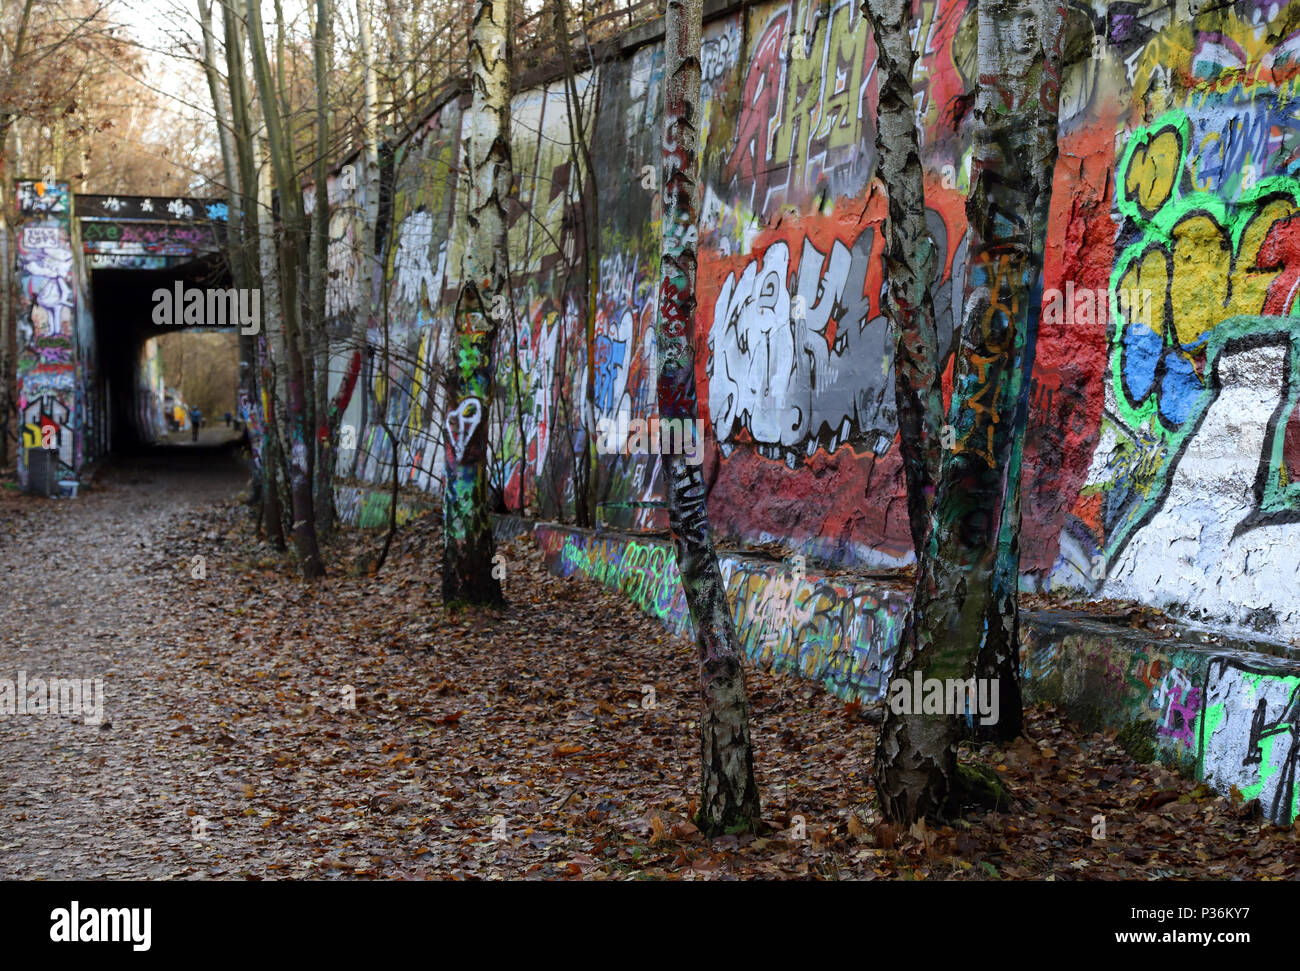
[0,445,1297,880]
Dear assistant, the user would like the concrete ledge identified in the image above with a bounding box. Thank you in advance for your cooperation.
[532,523,909,700]
[528,521,1300,825]
[335,485,434,529]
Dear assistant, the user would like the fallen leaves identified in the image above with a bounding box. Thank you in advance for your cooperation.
[3,456,1300,880]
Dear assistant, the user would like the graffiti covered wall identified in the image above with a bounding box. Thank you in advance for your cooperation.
[325,0,1300,642]
[534,523,909,703]
[15,181,80,483]
[1038,2,1300,640]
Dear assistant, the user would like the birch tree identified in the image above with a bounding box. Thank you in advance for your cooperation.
[550,0,601,529]
[658,0,761,835]
[861,0,942,563]
[441,0,511,604]
[871,0,1065,822]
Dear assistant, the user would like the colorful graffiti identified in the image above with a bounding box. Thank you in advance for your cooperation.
[1200,657,1300,825]
[1047,1,1300,638]
[719,0,878,222]
[15,182,79,480]
[707,208,963,467]
[536,524,907,702]
[80,221,218,256]
[335,485,429,528]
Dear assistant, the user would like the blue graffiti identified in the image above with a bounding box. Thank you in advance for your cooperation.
[593,334,627,414]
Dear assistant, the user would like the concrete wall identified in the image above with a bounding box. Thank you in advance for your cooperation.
[14,181,81,486]
[330,1,1300,644]
[329,0,1300,642]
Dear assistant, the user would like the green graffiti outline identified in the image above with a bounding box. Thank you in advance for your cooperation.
[1105,109,1300,559]
[1197,667,1300,823]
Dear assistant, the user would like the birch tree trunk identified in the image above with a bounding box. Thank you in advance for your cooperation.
[198,0,261,516]
[0,210,9,469]
[659,0,761,835]
[383,0,416,110]
[256,138,288,549]
[550,0,600,529]
[978,0,1066,743]
[356,0,380,359]
[221,0,284,546]
[197,0,242,286]
[862,0,943,563]
[338,0,381,492]
[441,0,510,605]
[874,0,1064,823]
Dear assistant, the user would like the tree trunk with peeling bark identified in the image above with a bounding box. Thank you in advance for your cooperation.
[862,0,943,563]
[217,0,284,547]
[874,0,1064,823]
[659,0,761,836]
[550,0,600,530]
[441,0,511,605]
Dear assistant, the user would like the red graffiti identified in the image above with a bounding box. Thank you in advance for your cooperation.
[722,13,786,215]
[1258,213,1300,317]
[321,349,362,442]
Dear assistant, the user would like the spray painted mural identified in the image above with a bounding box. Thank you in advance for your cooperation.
[1200,656,1300,826]
[695,0,970,567]
[15,181,79,481]
[1038,3,1300,640]
[534,523,907,702]
[345,101,463,500]
[325,0,1300,640]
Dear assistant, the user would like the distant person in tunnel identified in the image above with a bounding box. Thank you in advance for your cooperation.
[190,406,202,442]
[224,410,231,428]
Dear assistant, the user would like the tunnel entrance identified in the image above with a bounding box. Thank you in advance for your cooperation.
[11,188,234,492]
[90,254,241,454]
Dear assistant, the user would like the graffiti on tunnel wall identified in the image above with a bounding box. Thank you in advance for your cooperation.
[15,181,78,478]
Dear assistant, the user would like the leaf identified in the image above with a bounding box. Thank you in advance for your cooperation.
[670,820,699,840]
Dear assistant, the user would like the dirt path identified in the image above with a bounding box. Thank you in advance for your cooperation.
[0,449,247,878]
[0,450,1293,880]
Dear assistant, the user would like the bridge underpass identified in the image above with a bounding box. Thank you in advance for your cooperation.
[14,183,236,492]
[91,258,236,453]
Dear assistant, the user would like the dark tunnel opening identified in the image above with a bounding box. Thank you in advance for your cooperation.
[90,255,241,455]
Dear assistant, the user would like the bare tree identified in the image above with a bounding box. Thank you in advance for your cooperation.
[245,0,325,577]
[872,0,1067,823]
[657,0,760,835]
[441,0,511,604]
